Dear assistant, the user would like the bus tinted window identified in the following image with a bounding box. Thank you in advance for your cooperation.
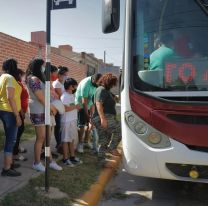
[132,0,208,91]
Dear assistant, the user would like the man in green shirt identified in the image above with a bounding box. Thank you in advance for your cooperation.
[150,33,174,70]
[75,73,102,153]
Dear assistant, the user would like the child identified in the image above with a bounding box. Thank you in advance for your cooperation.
[60,78,82,166]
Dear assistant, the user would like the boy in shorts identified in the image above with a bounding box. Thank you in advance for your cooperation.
[60,78,82,166]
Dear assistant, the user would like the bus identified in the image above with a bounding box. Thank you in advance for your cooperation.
[102,0,208,182]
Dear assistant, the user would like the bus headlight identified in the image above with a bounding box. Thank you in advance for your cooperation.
[148,133,162,144]
[125,111,171,149]
[134,122,147,134]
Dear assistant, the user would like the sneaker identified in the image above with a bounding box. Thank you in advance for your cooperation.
[1,168,21,177]
[13,155,28,161]
[49,161,63,171]
[33,162,45,172]
[109,149,122,157]
[18,147,27,153]
[84,142,93,149]
[70,157,83,165]
[62,159,75,167]
[92,150,98,155]
[77,144,84,153]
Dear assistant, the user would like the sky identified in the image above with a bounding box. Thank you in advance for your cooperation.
[0,0,125,66]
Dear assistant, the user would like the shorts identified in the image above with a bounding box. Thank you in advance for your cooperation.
[61,120,78,143]
[30,113,45,126]
[77,108,89,128]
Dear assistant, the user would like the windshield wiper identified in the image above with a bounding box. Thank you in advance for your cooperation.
[195,0,208,15]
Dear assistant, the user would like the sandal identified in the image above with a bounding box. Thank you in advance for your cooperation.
[18,147,27,153]
[13,155,28,161]
[109,149,122,156]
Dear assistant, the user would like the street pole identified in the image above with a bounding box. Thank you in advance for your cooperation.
[104,50,106,73]
[104,50,106,64]
[45,0,52,192]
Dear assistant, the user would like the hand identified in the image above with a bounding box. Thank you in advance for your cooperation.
[89,118,93,125]
[20,111,25,119]
[101,117,107,129]
[75,104,81,110]
[16,115,22,127]
[114,95,120,103]
[50,105,57,115]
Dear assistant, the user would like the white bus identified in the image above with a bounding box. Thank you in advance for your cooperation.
[102,0,208,182]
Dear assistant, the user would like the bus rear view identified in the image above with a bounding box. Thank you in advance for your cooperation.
[103,0,208,183]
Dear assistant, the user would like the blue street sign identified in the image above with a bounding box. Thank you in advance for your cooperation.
[51,0,76,10]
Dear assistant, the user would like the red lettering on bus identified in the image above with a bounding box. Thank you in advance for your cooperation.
[165,64,177,83]
[178,63,196,83]
[203,70,208,81]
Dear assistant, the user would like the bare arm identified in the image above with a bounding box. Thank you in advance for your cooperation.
[54,88,62,99]
[90,104,95,117]
[64,104,80,112]
[96,101,107,128]
[34,89,45,105]
[34,89,57,115]
[7,87,22,126]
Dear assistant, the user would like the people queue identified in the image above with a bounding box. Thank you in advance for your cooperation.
[0,58,121,177]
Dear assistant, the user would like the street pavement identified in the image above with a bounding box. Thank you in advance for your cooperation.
[100,164,208,206]
[0,137,58,200]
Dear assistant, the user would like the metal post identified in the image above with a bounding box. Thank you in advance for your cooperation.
[45,0,52,192]
[104,50,106,64]
[104,50,106,73]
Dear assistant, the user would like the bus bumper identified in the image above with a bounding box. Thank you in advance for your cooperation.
[123,126,208,183]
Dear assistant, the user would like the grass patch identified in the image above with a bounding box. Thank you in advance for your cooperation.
[0,112,121,205]
[0,121,35,151]
[0,150,101,206]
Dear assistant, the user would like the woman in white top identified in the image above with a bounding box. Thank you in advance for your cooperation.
[52,66,69,150]
[52,66,69,98]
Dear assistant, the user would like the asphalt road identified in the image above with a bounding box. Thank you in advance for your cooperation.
[100,164,208,206]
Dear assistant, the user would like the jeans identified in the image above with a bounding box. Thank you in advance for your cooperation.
[13,114,25,155]
[0,111,18,156]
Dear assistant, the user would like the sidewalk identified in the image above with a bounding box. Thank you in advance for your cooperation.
[0,138,122,205]
[0,137,57,200]
[0,106,122,204]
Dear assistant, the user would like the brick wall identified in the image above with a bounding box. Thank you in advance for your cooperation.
[0,32,87,82]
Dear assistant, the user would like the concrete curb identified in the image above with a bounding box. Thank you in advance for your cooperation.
[74,154,122,206]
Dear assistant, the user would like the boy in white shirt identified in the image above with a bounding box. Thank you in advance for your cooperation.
[60,78,81,166]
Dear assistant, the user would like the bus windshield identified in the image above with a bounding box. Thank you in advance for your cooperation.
[132,0,208,93]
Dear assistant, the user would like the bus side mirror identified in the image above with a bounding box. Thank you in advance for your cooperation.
[102,0,120,33]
